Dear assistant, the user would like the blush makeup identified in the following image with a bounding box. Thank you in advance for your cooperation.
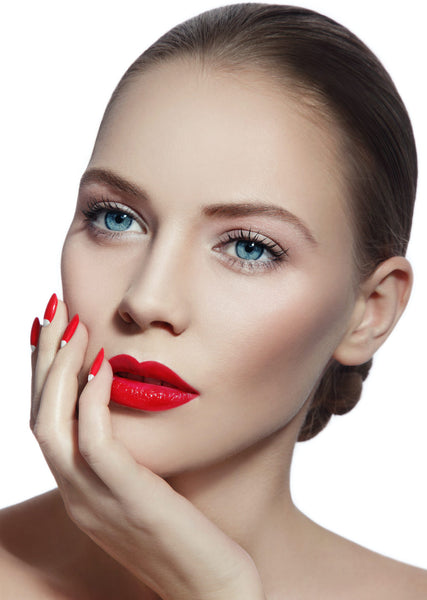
[109,354,199,411]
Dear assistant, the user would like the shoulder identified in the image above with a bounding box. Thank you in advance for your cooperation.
[351,549,427,600]
[0,489,62,562]
[315,522,427,600]
[382,560,427,600]
[0,490,76,599]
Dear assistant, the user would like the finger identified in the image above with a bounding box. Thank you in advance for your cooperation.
[33,318,88,470]
[30,316,42,423]
[77,357,170,504]
[30,316,41,358]
[31,294,68,425]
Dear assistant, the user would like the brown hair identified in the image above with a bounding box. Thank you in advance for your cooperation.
[98,4,417,440]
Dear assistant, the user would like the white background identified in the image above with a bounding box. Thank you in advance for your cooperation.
[0,0,425,570]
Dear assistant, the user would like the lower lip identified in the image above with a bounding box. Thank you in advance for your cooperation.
[110,376,198,411]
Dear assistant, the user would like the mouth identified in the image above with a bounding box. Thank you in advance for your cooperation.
[108,354,199,411]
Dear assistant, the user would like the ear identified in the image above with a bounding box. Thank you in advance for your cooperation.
[333,257,413,366]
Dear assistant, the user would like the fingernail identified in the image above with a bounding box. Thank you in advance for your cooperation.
[60,314,79,348]
[88,348,104,381]
[43,293,58,326]
[30,317,41,352]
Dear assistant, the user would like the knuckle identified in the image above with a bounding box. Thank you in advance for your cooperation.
[63,497,90,529]
[32,420,59,452]
[29,405,38,432]
[62,494,105,538]
[32,419,46,443]
[78,436,103,465]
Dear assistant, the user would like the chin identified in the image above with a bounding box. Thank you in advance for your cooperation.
[107,405,208,477]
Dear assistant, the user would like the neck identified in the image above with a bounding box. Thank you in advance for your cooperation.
[166,423,300,564]
[55,419,310,598]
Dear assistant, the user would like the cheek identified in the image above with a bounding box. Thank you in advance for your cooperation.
[123,271,354,476]
[61,234,130,347]
[60,228,355,473]
[62,236,99,323]
[196,264,354,421]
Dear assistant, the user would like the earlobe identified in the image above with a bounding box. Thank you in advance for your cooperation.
[333,257,413,366]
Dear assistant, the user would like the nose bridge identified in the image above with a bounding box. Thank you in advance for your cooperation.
[120,224,191,333]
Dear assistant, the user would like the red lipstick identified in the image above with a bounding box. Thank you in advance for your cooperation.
[109,354,199,411]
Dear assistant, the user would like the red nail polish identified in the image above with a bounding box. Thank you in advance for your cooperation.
[60,314,79,348]
[88,348,104,381]
[30,317,41,352]
[43,293,58,326]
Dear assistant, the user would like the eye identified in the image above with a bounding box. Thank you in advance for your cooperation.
[82,198,146,237]
[104,211,134,232]
[215,229,289,273]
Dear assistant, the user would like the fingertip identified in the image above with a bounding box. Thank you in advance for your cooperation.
[30,317,41,352]
[78,352,113,442]
[81,352,113,408]
[60,314,80,347]
[100,356,113,379]
[88,348,105,382]
[57,313,89,354]
[42,293,58,327]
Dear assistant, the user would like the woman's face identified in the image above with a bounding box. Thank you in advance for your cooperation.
[62,61,358,476]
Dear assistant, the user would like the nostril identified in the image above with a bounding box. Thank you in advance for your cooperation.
[117,283,189,334]
[151,320,179,335]
[119,311,134,324]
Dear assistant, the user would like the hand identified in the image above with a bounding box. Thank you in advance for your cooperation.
[30,296,266,600]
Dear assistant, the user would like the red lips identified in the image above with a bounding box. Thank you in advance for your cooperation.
[109,354,199,411]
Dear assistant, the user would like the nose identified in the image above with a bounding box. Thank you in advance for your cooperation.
[117,234,191,336]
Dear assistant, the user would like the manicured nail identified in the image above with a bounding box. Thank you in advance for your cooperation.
[43,293,58,326]
[88,348,104,381]
[30,317,41,352]
[60,314,79,348]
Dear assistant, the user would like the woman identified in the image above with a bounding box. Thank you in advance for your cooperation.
[1,3,426,598]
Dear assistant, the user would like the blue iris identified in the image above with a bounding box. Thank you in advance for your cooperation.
[235,240,264,260]
[105,211,133,231]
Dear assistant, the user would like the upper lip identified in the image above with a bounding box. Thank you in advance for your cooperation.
[109,354,199,394]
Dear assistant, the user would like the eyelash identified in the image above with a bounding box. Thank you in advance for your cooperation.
[215,229,289,273]
[81,199,289,273]
[82,197,145,238]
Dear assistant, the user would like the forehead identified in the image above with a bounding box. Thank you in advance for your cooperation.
[91,60,353,253]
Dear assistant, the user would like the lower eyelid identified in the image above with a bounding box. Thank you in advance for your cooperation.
[85,221,122,240]
[227,255,283,273]
[213,246,286,274]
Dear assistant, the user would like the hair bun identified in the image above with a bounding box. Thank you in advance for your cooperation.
[298,359,373,441]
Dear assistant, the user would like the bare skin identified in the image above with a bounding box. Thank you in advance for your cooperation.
[0,61,425,598]
[1,489,426,599]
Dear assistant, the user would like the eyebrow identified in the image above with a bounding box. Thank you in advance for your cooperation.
[79,168,150,201]
[79,167,318,246]
[203,203,318,245]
